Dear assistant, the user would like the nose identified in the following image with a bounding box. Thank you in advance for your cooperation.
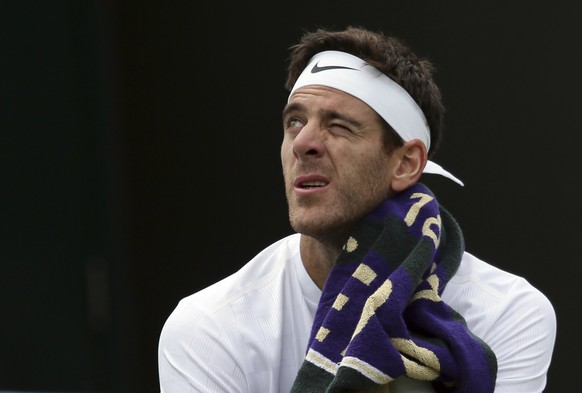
[292,122,326,159]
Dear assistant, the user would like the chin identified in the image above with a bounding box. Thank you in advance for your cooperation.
[289,213,345,237]
[289,216,324,235]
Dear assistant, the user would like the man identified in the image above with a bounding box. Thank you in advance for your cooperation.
[158,26,556,392]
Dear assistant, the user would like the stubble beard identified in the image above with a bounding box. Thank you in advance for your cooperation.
[283,152,392,247]
[286,190,359,248]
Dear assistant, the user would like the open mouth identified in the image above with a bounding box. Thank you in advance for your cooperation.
[300,180,327,189]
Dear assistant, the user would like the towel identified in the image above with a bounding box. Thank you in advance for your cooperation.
[291,183,497,393]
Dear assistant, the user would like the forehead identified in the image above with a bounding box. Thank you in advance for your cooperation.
[286,85,378,117]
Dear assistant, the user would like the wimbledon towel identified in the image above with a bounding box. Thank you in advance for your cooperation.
[291,183,497,393]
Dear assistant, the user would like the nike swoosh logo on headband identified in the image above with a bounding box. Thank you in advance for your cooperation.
[311,61,358,73]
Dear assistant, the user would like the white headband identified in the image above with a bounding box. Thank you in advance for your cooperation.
[289,50,463,186]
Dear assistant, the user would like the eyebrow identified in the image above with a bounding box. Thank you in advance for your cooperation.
[282,102,304,120]
[282,102,365,129]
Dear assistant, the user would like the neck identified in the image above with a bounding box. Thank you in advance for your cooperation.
[299,233,346,289]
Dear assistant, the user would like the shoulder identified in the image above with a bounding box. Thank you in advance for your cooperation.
[163,233,301,333]
[445,252,555,320]
[444,252,557,391]
[158,233,303,392]
[445,251,556,333]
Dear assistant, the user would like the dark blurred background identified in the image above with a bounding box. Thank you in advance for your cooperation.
[1,1,578,392]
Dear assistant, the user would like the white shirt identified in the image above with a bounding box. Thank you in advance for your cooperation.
[158,233,556,393]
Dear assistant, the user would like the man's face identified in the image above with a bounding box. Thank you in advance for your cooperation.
[281,85,400,239]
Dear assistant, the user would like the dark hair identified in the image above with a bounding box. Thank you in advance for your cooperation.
[285,26,445,157]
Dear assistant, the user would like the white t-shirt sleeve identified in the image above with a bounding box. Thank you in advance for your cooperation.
[445,252,557,393]
[486,280,556,393]
[158,297,247,393]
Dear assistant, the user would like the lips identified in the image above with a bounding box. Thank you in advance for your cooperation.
[294,175,329,190]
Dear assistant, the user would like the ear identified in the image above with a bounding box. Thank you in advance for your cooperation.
[390,140,427,192]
